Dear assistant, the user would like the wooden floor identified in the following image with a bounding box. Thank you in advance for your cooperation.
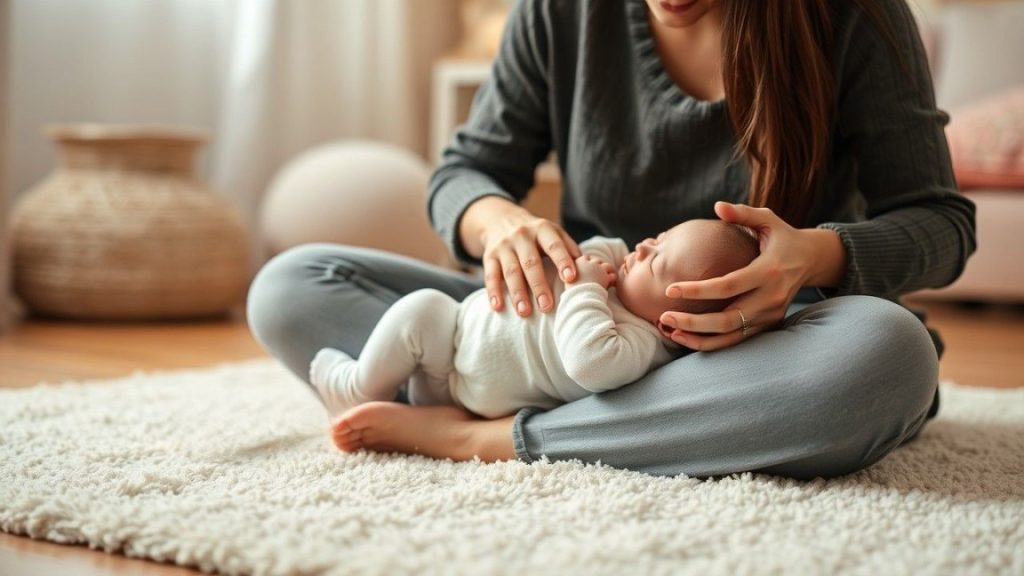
[1,299,1023,575]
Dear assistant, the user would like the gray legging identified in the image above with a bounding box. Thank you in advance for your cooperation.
[245,243,940,479]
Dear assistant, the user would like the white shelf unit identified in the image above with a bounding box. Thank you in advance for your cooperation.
[430,56,562,223]
[430,57,494,165]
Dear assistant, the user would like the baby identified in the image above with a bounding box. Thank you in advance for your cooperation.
[309,219,759,427]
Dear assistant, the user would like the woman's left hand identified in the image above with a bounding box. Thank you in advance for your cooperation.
[659,202,843,351]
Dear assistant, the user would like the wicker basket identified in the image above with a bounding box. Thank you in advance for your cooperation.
[11,124,250,320]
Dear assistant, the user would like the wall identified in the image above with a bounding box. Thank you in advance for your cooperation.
[6,0,462,208]
[4,0,462,282]
[6,0,233,202]
[0,0,11,331]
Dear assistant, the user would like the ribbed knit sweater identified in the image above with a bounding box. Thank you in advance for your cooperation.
[427,0,977,417]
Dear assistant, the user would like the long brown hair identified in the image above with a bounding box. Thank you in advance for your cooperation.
[720,1,896,227]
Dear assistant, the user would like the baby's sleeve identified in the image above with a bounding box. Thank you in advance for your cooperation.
[553,282,662,393]
[578,236,630,267]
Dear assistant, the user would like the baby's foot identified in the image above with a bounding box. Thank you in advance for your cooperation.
[309,347,365,418]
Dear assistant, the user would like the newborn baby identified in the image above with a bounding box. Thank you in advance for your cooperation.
[310,219,759,430]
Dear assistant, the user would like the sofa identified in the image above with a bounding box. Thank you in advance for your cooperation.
[909,1,1024,302]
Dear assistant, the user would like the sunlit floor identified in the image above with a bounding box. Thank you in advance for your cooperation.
[1,299,1022,575]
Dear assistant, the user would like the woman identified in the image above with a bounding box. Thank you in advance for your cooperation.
[246,0,976,479]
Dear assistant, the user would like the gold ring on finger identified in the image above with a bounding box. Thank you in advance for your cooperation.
[737,309,750,337]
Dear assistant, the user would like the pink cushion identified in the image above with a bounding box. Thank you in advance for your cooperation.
[946,86,1024,190]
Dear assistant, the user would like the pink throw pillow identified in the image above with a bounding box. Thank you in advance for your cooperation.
[946,86,1024,190]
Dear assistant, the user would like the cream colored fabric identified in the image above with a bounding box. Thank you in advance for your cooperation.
[1,359,1021,575]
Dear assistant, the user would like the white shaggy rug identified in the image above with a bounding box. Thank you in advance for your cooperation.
[1,359,1022,576]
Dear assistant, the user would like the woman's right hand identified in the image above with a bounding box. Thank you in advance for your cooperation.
[459,196,581,317]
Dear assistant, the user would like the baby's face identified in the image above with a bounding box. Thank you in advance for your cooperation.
[615,220,729,328]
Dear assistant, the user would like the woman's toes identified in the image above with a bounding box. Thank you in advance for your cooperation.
[331,417,356,436]
[339,402,394,428]
[325,402,490,460]
[332,429,363,452]
[340,437,363,452]
[331,427,350,445]
[330,414,365,452]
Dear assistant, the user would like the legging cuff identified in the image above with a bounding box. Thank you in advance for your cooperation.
[511,406,546,463]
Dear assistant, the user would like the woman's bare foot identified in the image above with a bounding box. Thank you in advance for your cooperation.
[330,402,516,462]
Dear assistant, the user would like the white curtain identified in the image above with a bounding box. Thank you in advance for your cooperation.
[5,0,461,271]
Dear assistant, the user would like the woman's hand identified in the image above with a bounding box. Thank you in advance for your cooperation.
[658,202,846,351]
[461,196,582,317]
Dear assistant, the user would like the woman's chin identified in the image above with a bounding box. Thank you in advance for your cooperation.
[648,1,713,28]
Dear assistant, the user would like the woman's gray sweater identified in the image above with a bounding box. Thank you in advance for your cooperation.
[428,0,975,301]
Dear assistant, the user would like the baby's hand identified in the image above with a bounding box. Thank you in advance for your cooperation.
[570,254,617,289]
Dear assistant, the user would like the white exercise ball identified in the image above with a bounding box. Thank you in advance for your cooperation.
[260,140,451,267]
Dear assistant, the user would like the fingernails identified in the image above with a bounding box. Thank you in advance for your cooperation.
[516,301,528,315]
[662,316,676,328]
[562,267,573,281]
[538,294,552,310]
[666,287,681,298]
[490,296,499,309]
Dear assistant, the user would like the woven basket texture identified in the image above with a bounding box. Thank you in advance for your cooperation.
[11,125,250,320]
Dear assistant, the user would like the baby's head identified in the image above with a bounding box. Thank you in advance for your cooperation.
[615,220,760,331]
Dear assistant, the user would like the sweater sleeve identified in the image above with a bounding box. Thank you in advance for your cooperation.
[427,0,553,266]
[817,0,976,299]
[553,283,662,393]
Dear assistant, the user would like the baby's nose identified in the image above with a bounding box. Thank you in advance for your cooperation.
[635,242,650,259]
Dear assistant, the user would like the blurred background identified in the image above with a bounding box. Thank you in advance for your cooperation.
[7,1,456,190]
[2,2,1023,572]
[0,0,1022,385]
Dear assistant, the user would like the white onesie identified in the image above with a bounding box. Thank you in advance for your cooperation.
[450,236,681,417]
[310,237,683,419]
